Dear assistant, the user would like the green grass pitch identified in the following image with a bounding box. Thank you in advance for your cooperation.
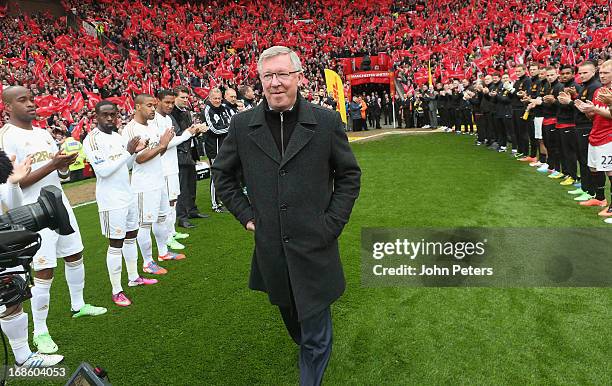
[12,133,612,385]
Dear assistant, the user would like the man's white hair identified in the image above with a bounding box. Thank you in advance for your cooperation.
[257,46,303,75]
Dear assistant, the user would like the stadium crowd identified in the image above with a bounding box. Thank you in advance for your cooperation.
[0,0,610,134]
[0,0,611,375]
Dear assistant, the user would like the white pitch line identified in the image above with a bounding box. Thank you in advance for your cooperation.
[72,200,96,209]
[349,129,441,142]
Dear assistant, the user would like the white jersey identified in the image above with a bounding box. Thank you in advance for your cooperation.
[150,112,191,177]
[0,182,23,212]
[83,128,134,211]
[122,119,164,193]
[0,123,64,205]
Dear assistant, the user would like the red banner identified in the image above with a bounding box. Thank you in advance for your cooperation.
[347,71,394,86]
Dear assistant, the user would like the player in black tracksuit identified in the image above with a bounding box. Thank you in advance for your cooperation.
[525,68,542,160]
[509,66,532,157]
[571,62,602,198]
[449,87,462,132]
[540,69,565,173]
[556,65,580,182]
[201,92,233,211]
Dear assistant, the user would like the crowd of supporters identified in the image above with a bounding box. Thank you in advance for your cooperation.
[0,0,610,136]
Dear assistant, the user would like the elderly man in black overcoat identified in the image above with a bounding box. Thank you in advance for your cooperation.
[212,46,361,386]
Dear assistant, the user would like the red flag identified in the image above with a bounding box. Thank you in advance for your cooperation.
[61,109,74,124]
[70,92,85,112]
[73,65,87,79]
[94,72,112,88]
[85,91,102,110]
[193,87,210,99]
[71,118,85,140]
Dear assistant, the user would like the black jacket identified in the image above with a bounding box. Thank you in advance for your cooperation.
[510,75,532,109]
[211,96,361,321]
[171,105,201,166]
[556,80,578,125]
[574,76,602,128]
[530,77,544,117]
[201,101,232,140]
[541,79,564,118]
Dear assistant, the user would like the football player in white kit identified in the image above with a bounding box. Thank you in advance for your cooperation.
[122,94,177,274]
[151,89,207,251]
[0,86,106,355]
[83,101,158,307]
[0,151,64,367]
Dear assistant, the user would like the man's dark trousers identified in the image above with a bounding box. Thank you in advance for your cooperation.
[280,303,333,386]
[177,164,198,221]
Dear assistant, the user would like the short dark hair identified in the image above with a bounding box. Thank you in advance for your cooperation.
[95,100,117,114]
[559,64,575,73]
[544,66,557,72]
[134,93,154,105]
[238,85,252,96]
[174,86,189,96]
[0,150,13,185]
[579,60,597,69]
[515,64,527,71]
[156,89,176,100]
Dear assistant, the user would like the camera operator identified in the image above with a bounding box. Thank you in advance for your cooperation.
[0,150,64,367]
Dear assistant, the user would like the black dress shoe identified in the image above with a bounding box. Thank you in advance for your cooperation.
[188,213,210,219]
[178,220,196,228]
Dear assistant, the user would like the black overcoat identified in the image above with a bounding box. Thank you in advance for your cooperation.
[212,97,361,321]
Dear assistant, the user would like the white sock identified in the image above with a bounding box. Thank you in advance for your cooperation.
[0,311,32,364]
[65,258,86,312]
[106,246,123,295]
[122,237,140,281]
[137,225,154,265]
[31,277,52,336]
[152,216,169,257]
[166,206,177,242]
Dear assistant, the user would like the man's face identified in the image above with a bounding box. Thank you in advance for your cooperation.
[244,87,255,100]
[515,66,525,77]
[210,91,222,107]
[578,65,596,84]
[175,92,189,108]
[159,95,175,115]
[461,79,469,87]
[546,69,558,83]
[538,69,547,80]
[492,75,500,83]
[5,87,36,122]
[259,53,303,111]
[599,65,612,87]
[560,68,574,83]
[97,104,119,132]
[529,66,539,77]
[137,97,156,120]
[225,89,237,105]
[501,74,510,83]
[484,75,492,85]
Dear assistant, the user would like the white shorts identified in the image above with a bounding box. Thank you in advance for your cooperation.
[135,188,169,225]
[587,142,612,172]
[33,204,84,271]
[99,204,139,239]
[165,174,180,201]
[533,117,543,140]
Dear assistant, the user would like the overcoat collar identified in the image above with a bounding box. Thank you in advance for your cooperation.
[247,95,317,167]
